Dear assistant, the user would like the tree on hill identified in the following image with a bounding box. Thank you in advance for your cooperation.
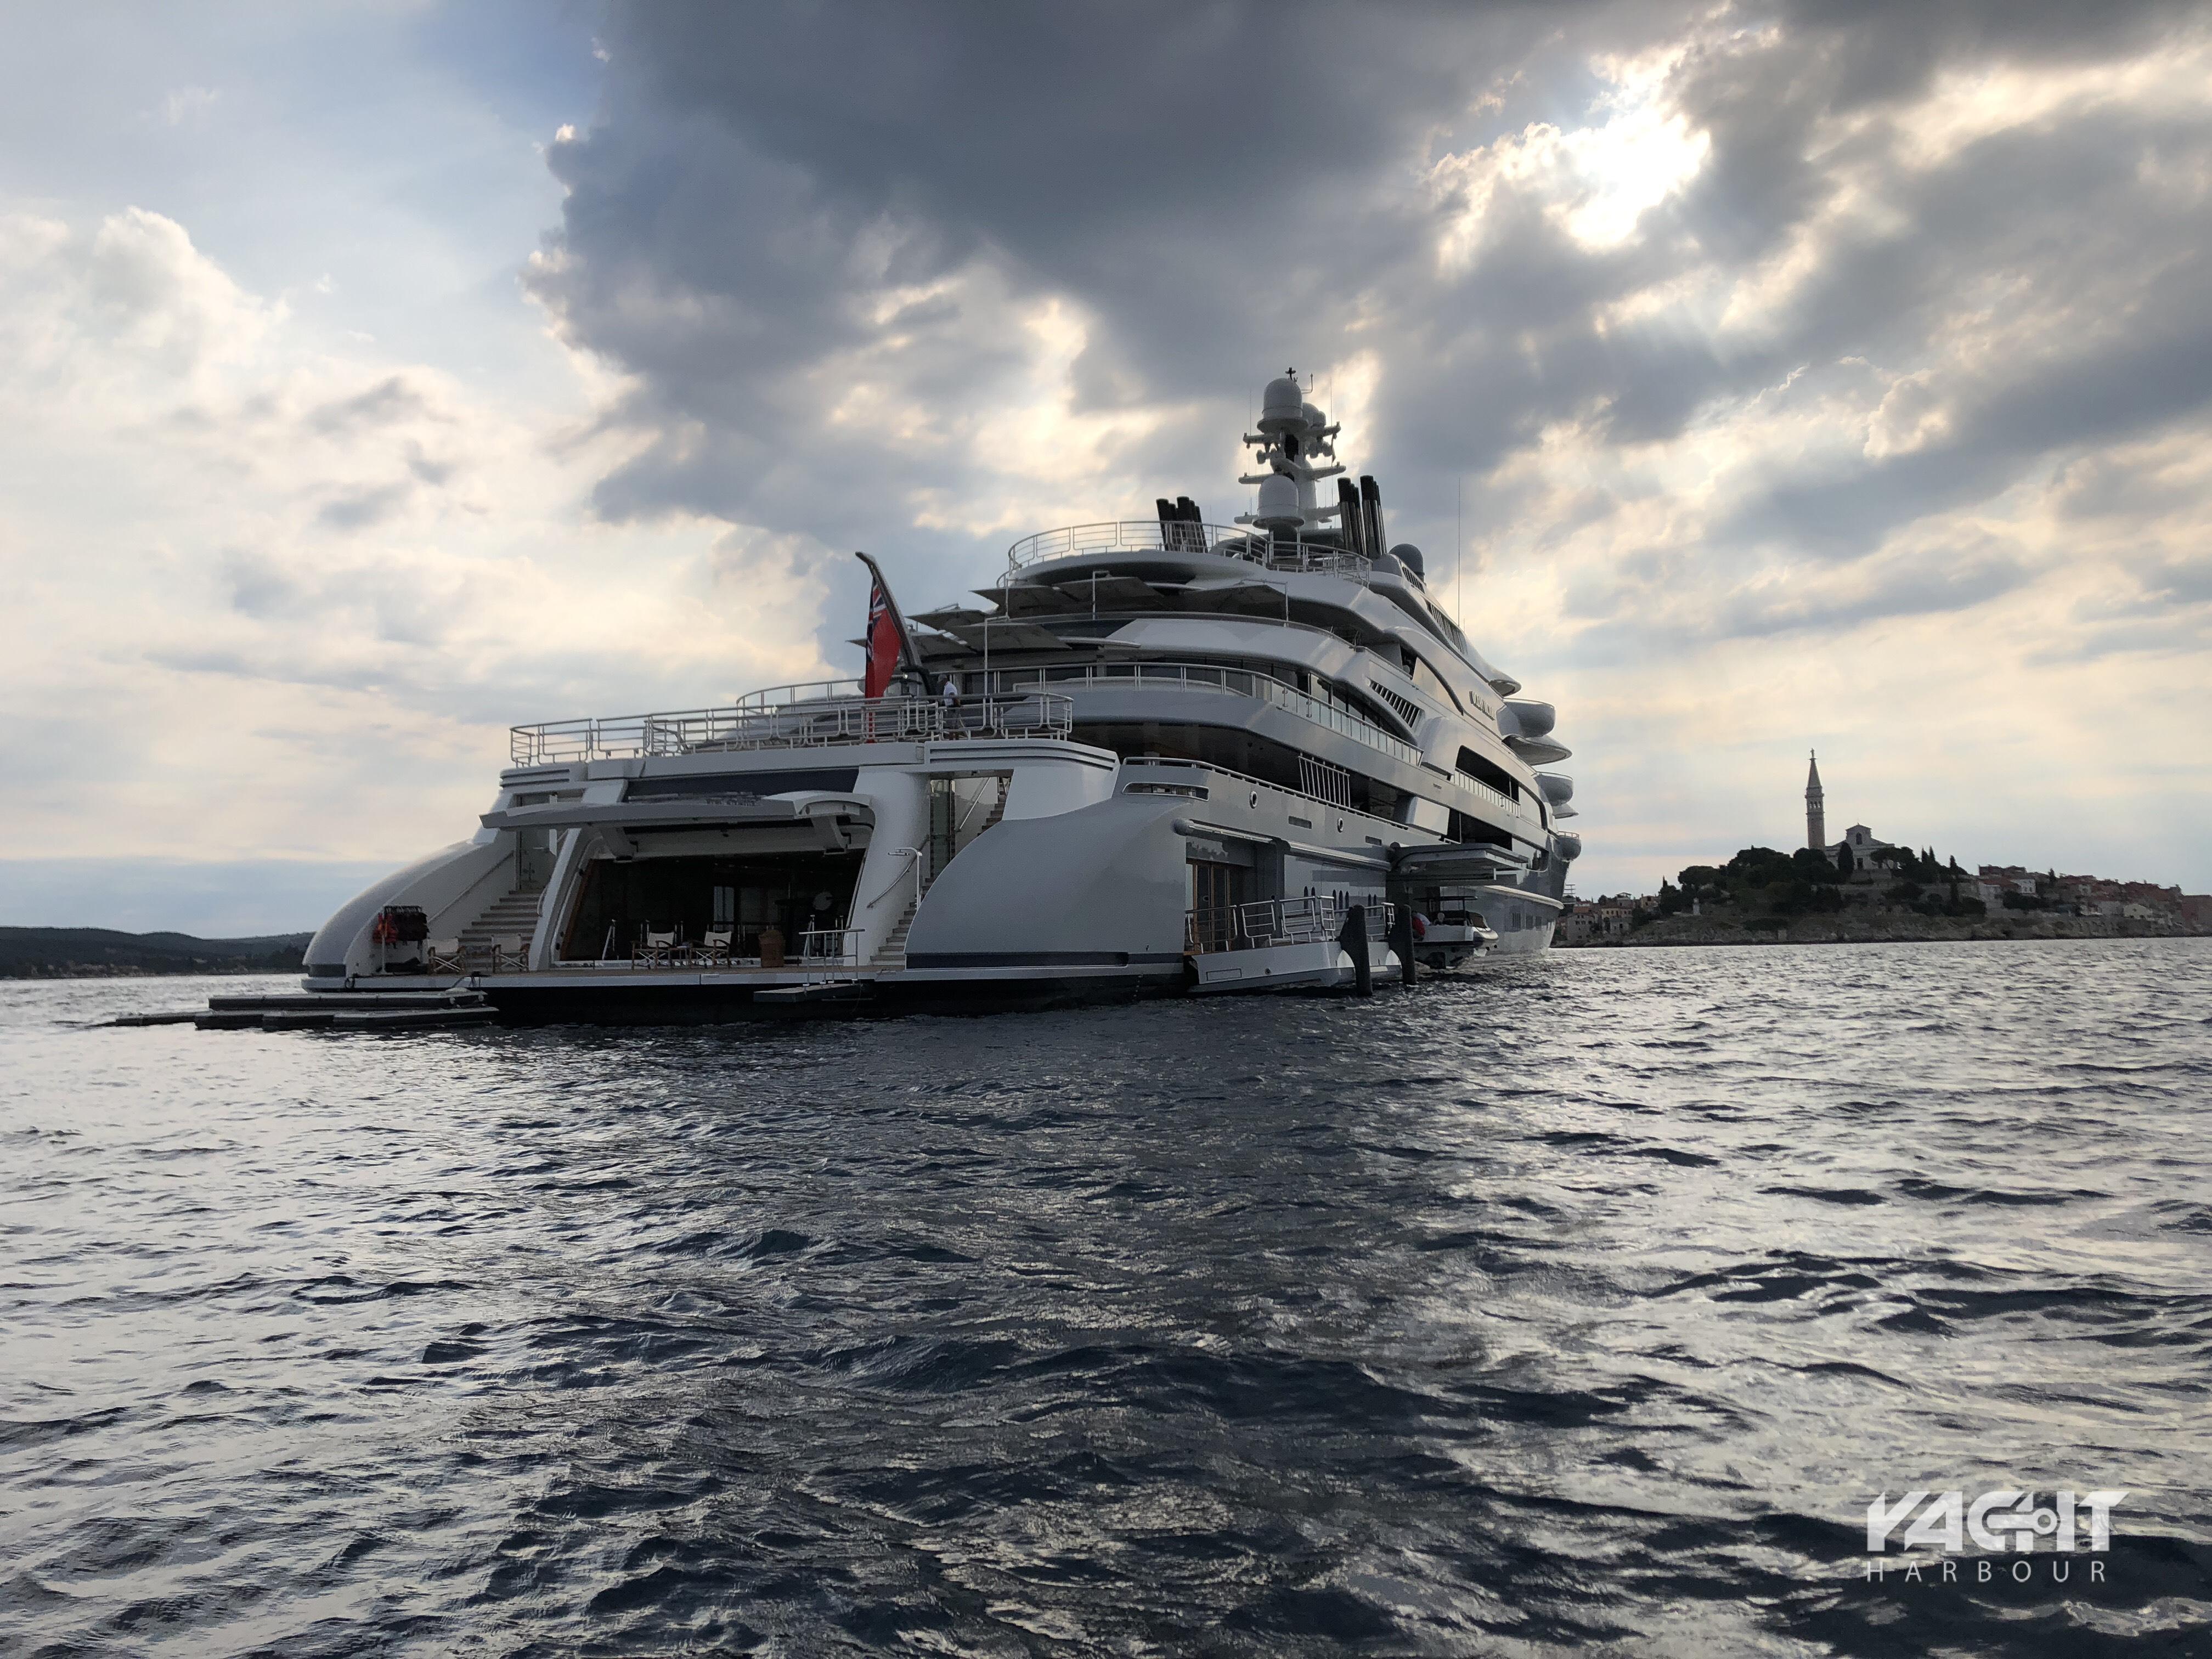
[1836,844,1854,877]
[1792,847,1841,885]
[1724,847,1798,888]
[1676,865,1725,903]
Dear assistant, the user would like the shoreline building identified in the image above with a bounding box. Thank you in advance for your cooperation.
[1803,754,1894,871]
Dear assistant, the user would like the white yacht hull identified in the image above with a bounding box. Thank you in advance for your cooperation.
[298,371,1586,1022]
[1188,938,1402,994]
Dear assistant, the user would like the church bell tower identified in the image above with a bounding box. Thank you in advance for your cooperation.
[1805,751,1826,851]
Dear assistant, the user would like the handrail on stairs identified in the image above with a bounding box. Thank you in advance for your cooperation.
[863,848,925,910]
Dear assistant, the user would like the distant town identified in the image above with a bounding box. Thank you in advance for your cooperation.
[1560,753,2211,947]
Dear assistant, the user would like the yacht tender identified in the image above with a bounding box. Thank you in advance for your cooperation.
[305,373,1582,1018]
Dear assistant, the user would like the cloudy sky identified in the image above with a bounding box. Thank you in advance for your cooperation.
[3,0,2208,934]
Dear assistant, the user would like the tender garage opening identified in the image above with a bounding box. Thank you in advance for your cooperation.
[561,851,861,962]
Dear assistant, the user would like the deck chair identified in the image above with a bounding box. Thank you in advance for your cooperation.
[690,928,735,966]
[633,927,678,968]
[425,938,465,974]
[489,935,529,972]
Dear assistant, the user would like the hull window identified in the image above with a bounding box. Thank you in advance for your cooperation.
[1448,808,1514,849]
[1073,723,1409,823]
[1455,747,1521,802]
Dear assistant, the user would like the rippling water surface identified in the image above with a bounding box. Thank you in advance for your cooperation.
[4,939,2210,1657]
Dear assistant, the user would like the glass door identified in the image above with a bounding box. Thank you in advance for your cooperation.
[515,828,555,894]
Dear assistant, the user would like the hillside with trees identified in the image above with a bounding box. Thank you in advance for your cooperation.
[1576,844,2198,946]
[1652,844,1990,928]
[0,928,312,979]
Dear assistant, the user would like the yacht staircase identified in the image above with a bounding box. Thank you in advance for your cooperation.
[868,780,1008,971]
[460,888,547,957]
[870,899,918,969]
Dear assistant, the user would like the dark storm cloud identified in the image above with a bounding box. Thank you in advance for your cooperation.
[533,0,2212,647]
[549,0,1606,391]
[528,0,1645,544]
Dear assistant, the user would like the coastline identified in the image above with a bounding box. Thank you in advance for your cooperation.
[0,927,310,980]
[1558,913,2207,949]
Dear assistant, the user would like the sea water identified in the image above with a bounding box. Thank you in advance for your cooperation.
[3,938,2208,1655]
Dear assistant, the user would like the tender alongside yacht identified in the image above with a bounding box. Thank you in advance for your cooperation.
[304,373,1582,1018]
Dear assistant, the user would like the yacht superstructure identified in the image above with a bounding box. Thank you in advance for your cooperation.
[304,373,1582,1018]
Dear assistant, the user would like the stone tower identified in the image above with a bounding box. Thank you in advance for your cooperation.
[1805,751,1826,851]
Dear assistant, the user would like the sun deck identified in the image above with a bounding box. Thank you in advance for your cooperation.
[1005,519,1373,576]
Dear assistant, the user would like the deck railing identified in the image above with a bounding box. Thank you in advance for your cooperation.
[1447,768,1520,813]
[985,659,1423,769]
[733,678,867,709]
[1006,520,1373,577]
[1187,893,1393,953]
[797,927,865,968]
[510,692,1074,765]
[1121,755,1404,839]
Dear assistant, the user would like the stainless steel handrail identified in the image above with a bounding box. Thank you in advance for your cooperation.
[985,660,1423,768]
[1005,520,1373,577]
[797,926,864,967]
[1186,892,1395,953]
[510,693,1074,765]
[1447,768,1519,811]
[733,677,867,709]
[1121,755,1404,838]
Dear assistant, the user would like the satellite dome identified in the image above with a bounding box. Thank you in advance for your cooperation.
[1254,473,1302,528]
[1389,543,1425,579]
[1258,372,1306,435]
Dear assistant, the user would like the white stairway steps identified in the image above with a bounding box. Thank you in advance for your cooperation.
[870,897,919,968]
[459,889,546,954]
[868,783,1002,970]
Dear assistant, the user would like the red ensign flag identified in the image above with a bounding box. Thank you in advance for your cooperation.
[863,575,900,698]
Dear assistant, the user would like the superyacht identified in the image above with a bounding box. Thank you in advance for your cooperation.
[303,373,1582,1017]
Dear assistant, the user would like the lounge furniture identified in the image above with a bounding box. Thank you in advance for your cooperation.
[690,928,735,966]
[425,938,465,974]
[633,927,678,968]
[489,935,529,972]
